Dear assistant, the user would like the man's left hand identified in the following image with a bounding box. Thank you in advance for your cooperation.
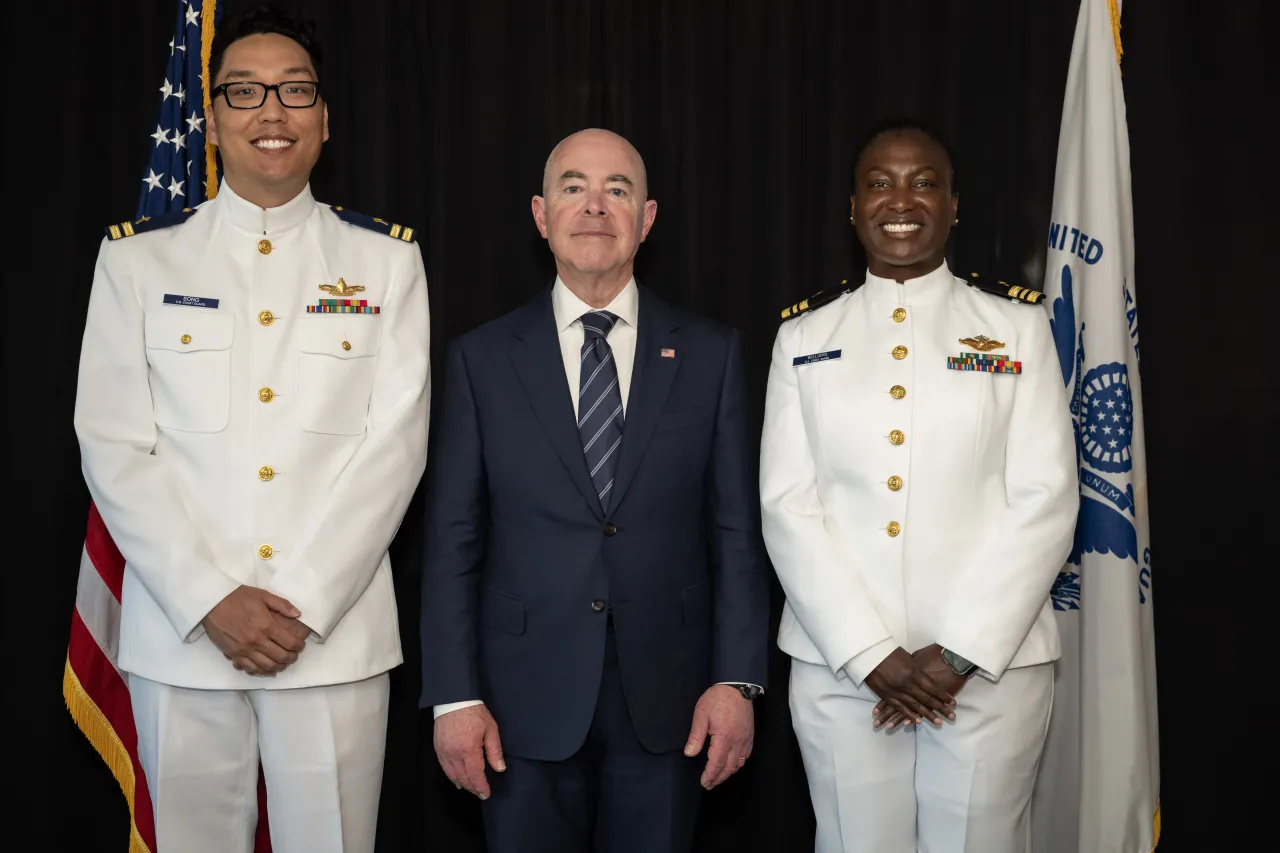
[684,685,754,790]
[874,644,971,729]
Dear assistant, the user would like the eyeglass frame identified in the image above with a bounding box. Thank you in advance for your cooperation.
[209,80,323,110]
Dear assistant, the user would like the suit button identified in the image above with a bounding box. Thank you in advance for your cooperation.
[258,544,274,559]
[258,239,272,255]
[886,522,901,537]
[887,475,903,491]
[892,345,908,360]
[892,307,907,323]
[258,465,275,481]
[890,384,906,399]
[888,429,905,445]
[258,387,275,403]
[180,334,192,345]
[591,599,606,612]
[604,522,617,537]
[258,310,275,326]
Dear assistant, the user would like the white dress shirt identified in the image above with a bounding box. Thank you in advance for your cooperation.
[435,277,760,718]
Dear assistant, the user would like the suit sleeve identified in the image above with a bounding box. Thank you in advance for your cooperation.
[418,340,488,708]
[705,330,770,688]
[937,306,1079,678]
[265,242,431,640]
[759,319,895,678]
[73,239,242,641]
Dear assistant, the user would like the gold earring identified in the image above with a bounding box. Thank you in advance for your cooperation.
[953,217,959,225]
[850,216,855,225]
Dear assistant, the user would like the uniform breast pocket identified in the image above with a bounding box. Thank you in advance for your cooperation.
[297,317,382,435]
[144,311,234,433]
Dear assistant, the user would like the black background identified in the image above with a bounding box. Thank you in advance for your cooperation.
[4,1,1271,850]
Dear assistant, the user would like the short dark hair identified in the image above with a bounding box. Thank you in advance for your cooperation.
[848,117,958,196]
[209,3,324,85]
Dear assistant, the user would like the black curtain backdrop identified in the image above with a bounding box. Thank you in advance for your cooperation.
[5,1,1271,850]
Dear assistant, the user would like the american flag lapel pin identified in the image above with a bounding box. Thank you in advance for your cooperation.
[660,347,676,358]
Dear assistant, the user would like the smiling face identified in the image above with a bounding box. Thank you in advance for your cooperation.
[850,128,958,281]
[206,33,328,209]
[531,129,657,284]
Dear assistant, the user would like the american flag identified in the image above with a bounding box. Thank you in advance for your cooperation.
[138,0,220,217]
[64,3,270,850]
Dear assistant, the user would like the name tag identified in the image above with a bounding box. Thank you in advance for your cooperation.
[793,349,841,366]
[163,293,220,309]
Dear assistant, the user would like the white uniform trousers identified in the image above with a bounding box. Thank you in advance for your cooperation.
[128,672,391,853]
[789,658,1054,853]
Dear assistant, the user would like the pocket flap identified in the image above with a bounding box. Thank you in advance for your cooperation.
[145,311,234,353]
[481,587,526,636]
[298,316,381,359]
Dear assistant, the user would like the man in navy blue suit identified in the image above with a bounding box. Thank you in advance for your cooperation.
[419,128,770,852]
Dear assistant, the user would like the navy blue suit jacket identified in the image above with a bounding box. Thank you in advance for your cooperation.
[419,285,769,761]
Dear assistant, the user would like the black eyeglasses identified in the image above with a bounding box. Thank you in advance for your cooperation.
[210,80,322,109]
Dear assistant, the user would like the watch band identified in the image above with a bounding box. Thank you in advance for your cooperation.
[941,648,977,677]
[735,684,763,701]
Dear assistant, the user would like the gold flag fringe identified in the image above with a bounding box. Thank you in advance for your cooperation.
[202,1,218,199]
[63,657,152,853]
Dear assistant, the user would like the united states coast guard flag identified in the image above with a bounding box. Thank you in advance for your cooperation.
[60,3,271,852]
[1031,1,1160,852]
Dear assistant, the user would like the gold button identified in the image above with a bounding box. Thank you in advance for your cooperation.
[258,310,275,326]
[890,384,906,399]
[258,544,274,560]
[887,522,901,537]
[180,334,192,344]
[258,465,275,481]
[892,307,907,323]
[342,340,352,351]
[258,239,272,255]
[892,345,908,360]
[887,475,903,491]
[889,429,905,445]
[258,387,275,403]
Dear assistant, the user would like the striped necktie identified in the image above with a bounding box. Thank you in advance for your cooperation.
[578,310,625,511]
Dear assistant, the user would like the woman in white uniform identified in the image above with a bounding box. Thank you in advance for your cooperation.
[760,119,1079,853]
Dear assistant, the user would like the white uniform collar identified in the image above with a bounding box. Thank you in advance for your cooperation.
[215,178,316,236]
[863,260,954,306]
[552,276,639,333]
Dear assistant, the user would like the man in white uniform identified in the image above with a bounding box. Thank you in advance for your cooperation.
[760,120,1078,852]
[72,6,429,852]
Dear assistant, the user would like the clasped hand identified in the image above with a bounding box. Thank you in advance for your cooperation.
[202,585,312,676]
[865,644,970,730]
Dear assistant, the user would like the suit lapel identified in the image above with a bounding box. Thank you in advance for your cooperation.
[611,288,681,513]
[510,291,605,521]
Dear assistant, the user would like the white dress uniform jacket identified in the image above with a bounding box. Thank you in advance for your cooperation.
[74,180,430,690]
[760,262,1077,684]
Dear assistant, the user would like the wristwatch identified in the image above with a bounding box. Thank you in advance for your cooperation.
[941,648,977,677]
[734,685,764,701]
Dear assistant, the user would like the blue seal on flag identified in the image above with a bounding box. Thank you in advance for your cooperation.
[1051,570,1082,611]
[1078,361,1133,474]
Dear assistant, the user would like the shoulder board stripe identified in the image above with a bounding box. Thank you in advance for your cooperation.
[332,206,417,243]
[780,280,854,321]
[967,272,1044,305]
[104,207,196,240]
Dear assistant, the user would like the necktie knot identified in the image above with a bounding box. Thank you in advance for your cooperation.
[581,310,619,342]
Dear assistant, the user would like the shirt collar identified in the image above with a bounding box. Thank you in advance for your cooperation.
[552,276,639,333]
[862,260,955,306]
[214,178,316,235]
